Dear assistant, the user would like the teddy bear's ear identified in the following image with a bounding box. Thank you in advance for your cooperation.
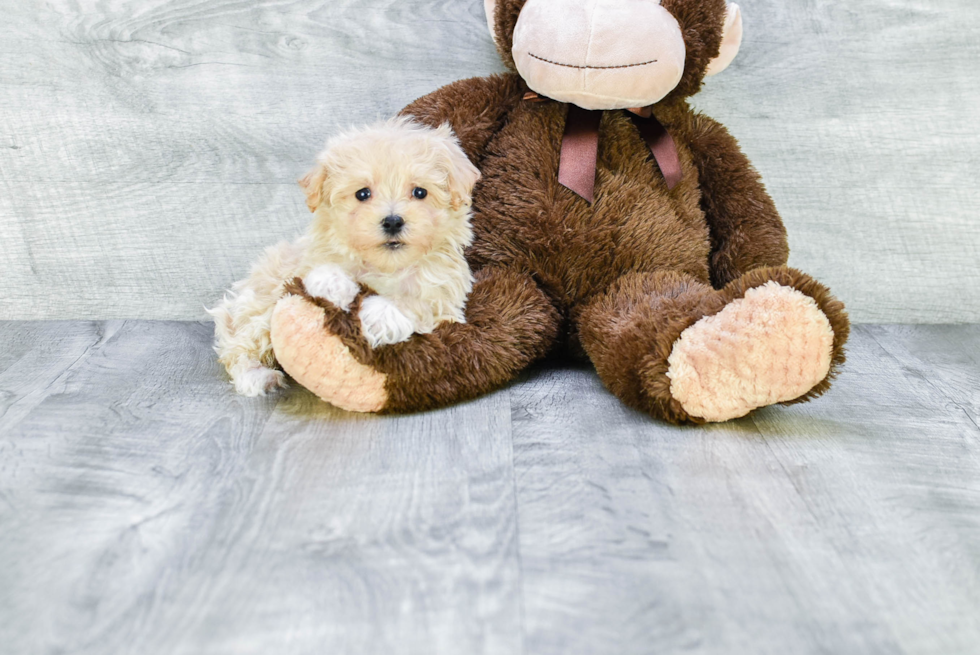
[705,3,743,77]
[298,164,328,213]
[485,0,498,44]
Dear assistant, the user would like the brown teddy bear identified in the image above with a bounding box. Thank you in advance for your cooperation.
[269,0,850,424]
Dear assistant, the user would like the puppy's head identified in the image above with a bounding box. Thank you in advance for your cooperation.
[299,117,481,273]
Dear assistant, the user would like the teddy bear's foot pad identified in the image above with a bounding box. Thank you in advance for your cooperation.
[271,295,388,413]
[666,281,834,422]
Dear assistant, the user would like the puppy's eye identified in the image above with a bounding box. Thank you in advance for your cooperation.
[412,187,428,200]
[355,188,372,202]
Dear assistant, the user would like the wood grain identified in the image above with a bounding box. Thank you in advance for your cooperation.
[0,321,522,655]
[510,326,980,655]
[0,321,282,655]
[1,0,978,322]
[1,322,979,653]
[0,0,505,321]
[150,393,524,655]
[693,0,980,324]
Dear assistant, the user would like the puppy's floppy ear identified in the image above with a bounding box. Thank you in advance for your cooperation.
[298,164,328,213]
[436,125,481,212]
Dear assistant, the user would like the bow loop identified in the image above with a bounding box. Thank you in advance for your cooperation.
[524,93,682,203]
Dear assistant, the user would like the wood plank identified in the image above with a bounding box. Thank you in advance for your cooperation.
[862,324,980,428]
[155,391,523,655]
[0,321,523,655]
[744,326,980,654]
[0,321,107,434]
[510,327,980,654]
[0,321,281,655]
[3,321,980,653]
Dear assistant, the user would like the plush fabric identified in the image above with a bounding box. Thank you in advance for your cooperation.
[269,0,851,424]
[666,281,834,422]
[704,3,742,77]
[270,291,388,413]
[511,0,687,110]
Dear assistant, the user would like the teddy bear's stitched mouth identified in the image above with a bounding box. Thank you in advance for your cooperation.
[528,53,658,70]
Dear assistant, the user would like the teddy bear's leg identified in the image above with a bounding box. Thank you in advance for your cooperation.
[577,267,849,424]
[271,266,561,413]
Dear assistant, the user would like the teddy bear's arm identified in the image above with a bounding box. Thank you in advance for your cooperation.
[686,113,791,289]
[399,73,526,164]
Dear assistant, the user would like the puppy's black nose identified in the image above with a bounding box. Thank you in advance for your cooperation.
[382,215,405,236]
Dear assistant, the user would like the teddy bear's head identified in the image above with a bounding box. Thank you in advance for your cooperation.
[485,0,742,110]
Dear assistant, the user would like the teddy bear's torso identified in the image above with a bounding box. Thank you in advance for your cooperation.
[467,94,713,318]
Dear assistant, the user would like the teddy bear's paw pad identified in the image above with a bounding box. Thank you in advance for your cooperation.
[235,365,287,397]
[271,295,388,413]
[666,281,834,422]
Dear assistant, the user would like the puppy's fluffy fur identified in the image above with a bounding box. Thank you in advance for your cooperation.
[209,117,481,396]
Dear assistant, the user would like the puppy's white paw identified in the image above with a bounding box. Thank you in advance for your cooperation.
[303,264,360,312]
[358,296,415,348]
[235,365,287,397]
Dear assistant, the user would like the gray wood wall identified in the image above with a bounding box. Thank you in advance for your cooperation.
[1,0,978,322]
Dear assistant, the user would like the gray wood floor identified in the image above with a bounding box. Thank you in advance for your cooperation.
[1,322,979,654]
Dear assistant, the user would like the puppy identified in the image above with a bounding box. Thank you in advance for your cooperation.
[209,117,481,397]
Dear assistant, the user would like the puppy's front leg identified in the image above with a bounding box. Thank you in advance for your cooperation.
[359,296,415,348]
[303,264,360,311]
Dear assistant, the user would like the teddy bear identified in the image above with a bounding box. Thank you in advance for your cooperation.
[269,0,850,424]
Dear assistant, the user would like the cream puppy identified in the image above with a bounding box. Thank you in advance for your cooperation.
[209,117,481,397]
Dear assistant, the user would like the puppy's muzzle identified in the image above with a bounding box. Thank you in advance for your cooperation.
[382,215,405,237]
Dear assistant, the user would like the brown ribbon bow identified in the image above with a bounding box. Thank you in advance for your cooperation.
[525,91,682,204]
